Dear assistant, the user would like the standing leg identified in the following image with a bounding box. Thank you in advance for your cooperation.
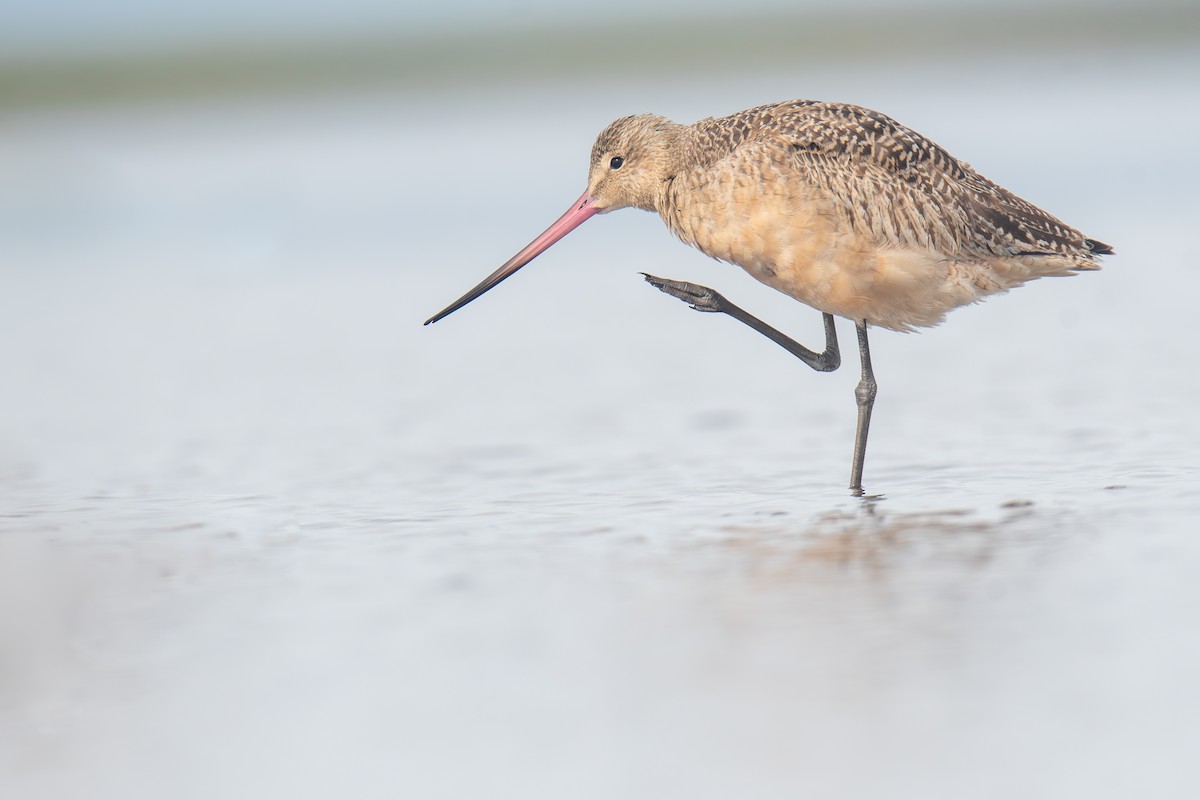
[850,321,877,495]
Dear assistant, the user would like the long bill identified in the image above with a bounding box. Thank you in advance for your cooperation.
[424,190,600,326]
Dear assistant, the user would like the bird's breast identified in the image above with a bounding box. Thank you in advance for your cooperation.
[663,164,880,321]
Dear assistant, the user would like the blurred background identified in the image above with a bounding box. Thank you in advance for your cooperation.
[3,1,1200,798]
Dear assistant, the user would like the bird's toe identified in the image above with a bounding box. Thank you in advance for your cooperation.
[641,273,727,313]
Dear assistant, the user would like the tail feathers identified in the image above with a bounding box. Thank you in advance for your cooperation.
[1085,238,1114,255]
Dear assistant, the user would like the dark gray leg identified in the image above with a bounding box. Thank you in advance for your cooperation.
[642,274,840,372]
[850,321,877,495]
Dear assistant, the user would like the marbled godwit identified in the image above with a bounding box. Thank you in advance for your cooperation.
[425,100,1112,494]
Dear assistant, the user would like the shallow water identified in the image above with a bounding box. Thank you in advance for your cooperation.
[2,47,1200,799]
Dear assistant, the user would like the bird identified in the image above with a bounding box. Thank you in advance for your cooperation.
[424,99,1111,494]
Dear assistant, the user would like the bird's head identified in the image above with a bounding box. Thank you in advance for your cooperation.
[424,113,680,326]
[586,114,678,214]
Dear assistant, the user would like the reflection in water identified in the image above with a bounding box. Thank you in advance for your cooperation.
[712,499,1055,579]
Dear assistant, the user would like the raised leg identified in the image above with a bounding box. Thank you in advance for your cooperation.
[642,274,840,372]
[849,321,877,495]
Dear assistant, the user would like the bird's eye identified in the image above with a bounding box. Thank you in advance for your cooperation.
[610,156,624,170]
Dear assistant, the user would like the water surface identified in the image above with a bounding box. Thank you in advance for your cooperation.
[2,46,1199,800]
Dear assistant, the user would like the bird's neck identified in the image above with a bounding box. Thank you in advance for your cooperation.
[642,122,691,215]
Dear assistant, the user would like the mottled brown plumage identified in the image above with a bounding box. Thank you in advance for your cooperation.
[426,99,1111,493]
[585,100,1110,331]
